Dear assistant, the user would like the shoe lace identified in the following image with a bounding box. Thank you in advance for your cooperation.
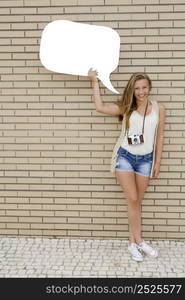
[131,244,141,256]
[141,242,154,252]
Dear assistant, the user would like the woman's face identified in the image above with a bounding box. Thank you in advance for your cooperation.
[134,79,150,102]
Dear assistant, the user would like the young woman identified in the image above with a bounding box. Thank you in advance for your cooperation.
[88,68,165,262]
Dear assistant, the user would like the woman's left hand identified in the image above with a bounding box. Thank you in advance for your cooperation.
[152,162,160,178]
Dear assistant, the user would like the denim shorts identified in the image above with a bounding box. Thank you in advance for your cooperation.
[115,146,153,177]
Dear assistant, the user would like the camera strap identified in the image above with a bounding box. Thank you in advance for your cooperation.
[141,100,149,135]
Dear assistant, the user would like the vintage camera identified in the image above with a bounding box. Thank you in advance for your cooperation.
[127,134,144,145]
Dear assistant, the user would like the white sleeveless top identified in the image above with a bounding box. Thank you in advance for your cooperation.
[120,101,158,155]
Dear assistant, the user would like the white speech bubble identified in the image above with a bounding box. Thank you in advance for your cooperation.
[39,20,120,94]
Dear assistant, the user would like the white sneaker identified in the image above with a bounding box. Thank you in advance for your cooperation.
[138,241,158,258]
[128,243,143,262]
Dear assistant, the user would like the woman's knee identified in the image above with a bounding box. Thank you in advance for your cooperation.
[127,195,139,205]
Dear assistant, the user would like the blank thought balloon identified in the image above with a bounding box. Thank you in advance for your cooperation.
[39,20,120,94]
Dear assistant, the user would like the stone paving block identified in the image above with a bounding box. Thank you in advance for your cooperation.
[0,237,185,278]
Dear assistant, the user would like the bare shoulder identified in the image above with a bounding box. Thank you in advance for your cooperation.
[158,102,166,114]
[157,102,166,126]
[158,102,165,109]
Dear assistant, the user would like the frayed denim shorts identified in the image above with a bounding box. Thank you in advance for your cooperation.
[115,146,153,177]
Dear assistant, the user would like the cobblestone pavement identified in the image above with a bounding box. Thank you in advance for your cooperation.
[0,237,185,278]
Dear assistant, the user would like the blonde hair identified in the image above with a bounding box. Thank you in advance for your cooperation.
[116,72,152,133]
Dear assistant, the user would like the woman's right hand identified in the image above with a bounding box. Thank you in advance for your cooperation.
[88,68,98,83]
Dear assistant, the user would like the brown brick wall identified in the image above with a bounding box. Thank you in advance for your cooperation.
[0,0,185,239]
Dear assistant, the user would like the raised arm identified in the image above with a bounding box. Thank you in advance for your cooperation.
[88,68,122,116]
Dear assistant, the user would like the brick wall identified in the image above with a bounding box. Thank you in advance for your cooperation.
[0,0,185,240]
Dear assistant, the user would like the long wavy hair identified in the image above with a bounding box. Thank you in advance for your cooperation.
[116,72,152,133]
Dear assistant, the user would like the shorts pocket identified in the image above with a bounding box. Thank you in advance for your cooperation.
[143,153,153,162]
[115,154,120,168]
[117,147,127,158]
[115,160,120,168]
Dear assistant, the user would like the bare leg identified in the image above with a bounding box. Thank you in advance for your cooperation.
[115,170,150,244]
[135,173,150,244]
[115,170,139,244]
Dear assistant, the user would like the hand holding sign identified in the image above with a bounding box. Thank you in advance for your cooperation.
[39,20,120,94]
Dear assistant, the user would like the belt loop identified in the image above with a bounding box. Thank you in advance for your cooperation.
[121,147,128,156]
